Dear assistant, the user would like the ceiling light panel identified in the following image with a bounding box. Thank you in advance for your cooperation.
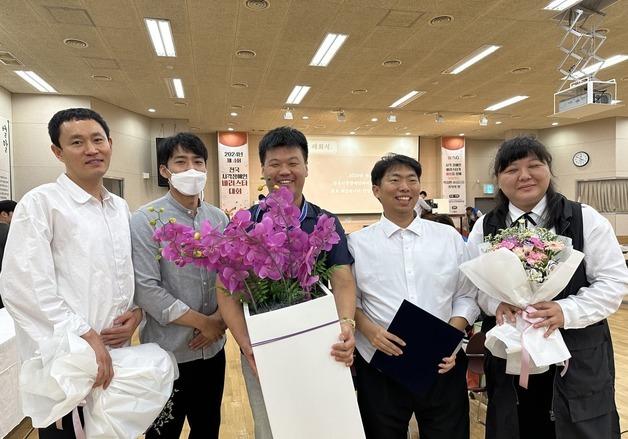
[544,0,582,11]
[309,33,348,67]
[286,85,311,104]
[484,95,528,111]
[170,78,185,98]
[15,70,57,93]
[389,90,425,108]
[145,18,176,57]
[443,45,501,75]
[568,54,628,79]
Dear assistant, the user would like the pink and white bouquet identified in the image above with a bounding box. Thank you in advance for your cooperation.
[460,222,584,387]
[152,186,340,314]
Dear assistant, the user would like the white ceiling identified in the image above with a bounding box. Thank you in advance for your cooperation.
[1,0,628,138]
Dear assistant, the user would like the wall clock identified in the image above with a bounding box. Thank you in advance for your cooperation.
[572,151,589,167]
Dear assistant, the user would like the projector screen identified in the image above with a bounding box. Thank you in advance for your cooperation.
[304,136,419,214]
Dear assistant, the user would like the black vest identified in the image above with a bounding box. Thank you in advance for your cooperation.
[480,195,618,439]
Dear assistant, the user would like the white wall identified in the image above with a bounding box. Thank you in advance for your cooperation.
[0,86,11,120]
[11,94,91,199]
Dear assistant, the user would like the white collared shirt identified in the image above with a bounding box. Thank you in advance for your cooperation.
[0,174,135,362]
[467,196,628,329]
[348,214,479,361]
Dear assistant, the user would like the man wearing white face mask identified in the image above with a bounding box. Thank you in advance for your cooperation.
[130,133,229,438]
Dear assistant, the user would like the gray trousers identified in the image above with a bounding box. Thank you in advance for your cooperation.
[241,353,274,439]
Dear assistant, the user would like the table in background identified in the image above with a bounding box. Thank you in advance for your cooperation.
[0,308,23,437]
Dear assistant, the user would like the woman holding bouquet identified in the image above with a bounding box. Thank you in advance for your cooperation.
[467,136,628,439]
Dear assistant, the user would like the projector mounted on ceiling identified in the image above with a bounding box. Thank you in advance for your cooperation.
[554,78,620,117]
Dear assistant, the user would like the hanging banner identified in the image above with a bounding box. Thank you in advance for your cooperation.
[0,117,11,200]
[441,136,466,215]
[217,132,250,217]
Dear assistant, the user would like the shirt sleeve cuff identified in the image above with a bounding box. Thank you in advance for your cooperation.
[555,298,579,329]
[162,299,191,324]
[451,304,479,327]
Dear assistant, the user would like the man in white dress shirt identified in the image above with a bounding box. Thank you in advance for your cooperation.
[348,154,478,439]
[0,108,142,438]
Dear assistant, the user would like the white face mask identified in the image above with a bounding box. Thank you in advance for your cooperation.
[168,168,207,196]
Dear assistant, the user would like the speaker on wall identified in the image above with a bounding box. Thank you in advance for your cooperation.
[156,137,169,187]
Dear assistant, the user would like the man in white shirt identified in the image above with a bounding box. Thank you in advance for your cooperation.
[0,108,142,438]
[348,154,478,439]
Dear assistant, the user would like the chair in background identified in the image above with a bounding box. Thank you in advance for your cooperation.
[466,331,487,425]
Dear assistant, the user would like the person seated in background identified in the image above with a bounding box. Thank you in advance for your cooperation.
[349,153,478,439]
[414,190,432,217]
[465,206,482,231]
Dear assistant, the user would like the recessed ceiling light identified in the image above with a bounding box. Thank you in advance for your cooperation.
[405,132,411,135]
[495,121,503,125]
[285,85,310,105]
[14,70,57,93]
[350,131,356,135]
[485,95,528,111]
[148,108,156,113]
[429,15,453,26]
[371,117,378,122]
[310,33,348,67]
[552,122,559,126]
[382,59,402,67]
[144,18,176,57]
[543,0,582,11]
[351,88,368,94]
[236,49,256,59]
[227,127,235,131]
[245,0,270,11]
[389,90,425,108]
[567,54,628,79]
[63,38,88,49]
[443,45,501,75]
[230,112,238,116]
[302,116,309,120]
[459,133,465,136]
[90,74,112,81]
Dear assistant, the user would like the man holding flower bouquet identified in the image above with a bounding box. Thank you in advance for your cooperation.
[349,154,479,439]
[467,136,628,439]
[131,133,229,438]
[217,126,358,439]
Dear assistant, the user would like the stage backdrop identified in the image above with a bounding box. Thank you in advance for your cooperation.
[305,136,418,214]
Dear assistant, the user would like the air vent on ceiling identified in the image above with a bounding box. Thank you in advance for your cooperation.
[429,15,453,26]
[0,51,23,66]
[377,10,424,28]
[245,0,270,11]
[90,74,111,81]
[351,88,368,94]
[174,102,188,107]
[231,104,244,109]
[459,94,476,100]
[64,38,88,49]
[382,59,402,67]
[511,66,531,74]
[231,82,248,88]
[44,6,95,26]
[236,49,256,59]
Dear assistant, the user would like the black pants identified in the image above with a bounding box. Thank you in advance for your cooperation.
[355,351,469,439]
[146,349,226,439]
[39,408,84,439]
[516,367,556,439]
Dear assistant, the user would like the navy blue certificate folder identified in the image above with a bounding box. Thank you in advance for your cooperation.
[370,299,464,396]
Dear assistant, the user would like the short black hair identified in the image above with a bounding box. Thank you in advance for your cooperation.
[48,108,110,148]
[157,132,208,167]
[424,213,455,228]
[371,153,422,186]
[420,190,427,197]
[259,126,308,164]
[492,135,560,229]
[0,200,16,214]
